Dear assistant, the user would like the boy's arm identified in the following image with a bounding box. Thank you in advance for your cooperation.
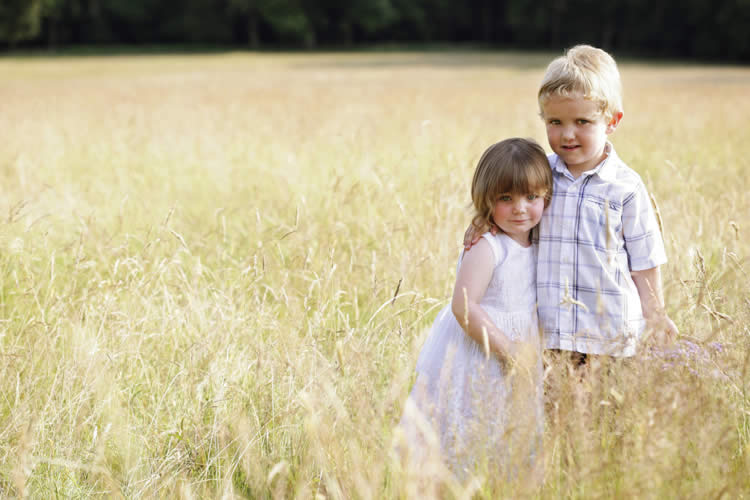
[631,266,679,344]
[621,178,675,344]
[451,239,514,362]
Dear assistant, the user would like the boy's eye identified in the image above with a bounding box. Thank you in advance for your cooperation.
[576,119,590,125]
[548,119,560,125]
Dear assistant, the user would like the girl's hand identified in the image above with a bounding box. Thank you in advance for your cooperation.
[510,341,538,371]
[463,223,498,251]
[507,341,541,390]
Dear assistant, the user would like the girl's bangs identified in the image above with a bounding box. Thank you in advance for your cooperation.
[493,161,548,196]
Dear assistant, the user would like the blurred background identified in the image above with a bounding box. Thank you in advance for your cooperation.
[1,0,749,61]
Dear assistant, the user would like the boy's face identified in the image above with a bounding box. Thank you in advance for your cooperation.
[541,93,622,175]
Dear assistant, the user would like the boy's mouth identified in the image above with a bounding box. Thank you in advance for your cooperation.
[562,145,580,150]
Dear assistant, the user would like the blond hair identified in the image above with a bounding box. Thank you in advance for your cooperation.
[538,44,623,121]
[471,138,553,233]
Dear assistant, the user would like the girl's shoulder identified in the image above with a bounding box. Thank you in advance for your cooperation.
[480,232,507,267]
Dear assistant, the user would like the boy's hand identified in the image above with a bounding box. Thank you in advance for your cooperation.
[463,223,498,251]
[645,313,679,346]
[631,267,678,346]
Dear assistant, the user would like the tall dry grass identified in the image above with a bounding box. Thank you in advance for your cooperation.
[0,51,748,498]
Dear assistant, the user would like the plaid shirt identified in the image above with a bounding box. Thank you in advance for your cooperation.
[537,145,667,356]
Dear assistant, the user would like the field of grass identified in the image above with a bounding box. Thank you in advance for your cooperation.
[1,51,749,498]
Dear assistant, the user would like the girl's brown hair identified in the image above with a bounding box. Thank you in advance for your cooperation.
[470,138,553,233]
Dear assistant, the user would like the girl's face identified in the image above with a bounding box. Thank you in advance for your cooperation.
[492,192,546,246]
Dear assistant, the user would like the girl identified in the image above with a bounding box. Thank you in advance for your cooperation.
[398,138,553,483]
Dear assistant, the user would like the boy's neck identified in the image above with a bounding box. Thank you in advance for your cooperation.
[565,164,590,179]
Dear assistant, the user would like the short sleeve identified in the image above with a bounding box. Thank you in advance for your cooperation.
[480,232,506,267]
[622,181,668,271]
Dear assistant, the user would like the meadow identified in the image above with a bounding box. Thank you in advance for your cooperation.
[1,51,749,498]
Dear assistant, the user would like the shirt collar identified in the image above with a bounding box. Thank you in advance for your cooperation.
[552,142,620,182]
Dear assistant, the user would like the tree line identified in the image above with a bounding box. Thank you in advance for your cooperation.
[1,0,749,61]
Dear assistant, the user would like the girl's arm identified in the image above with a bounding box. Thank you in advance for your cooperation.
[451,238,514,362]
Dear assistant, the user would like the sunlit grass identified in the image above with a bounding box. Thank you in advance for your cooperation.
[1,51,748,498]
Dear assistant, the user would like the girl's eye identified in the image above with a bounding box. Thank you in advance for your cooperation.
[527,194,539,201]
[497,195,512,202]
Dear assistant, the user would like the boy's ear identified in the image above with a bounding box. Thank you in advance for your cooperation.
[606,111,624,134]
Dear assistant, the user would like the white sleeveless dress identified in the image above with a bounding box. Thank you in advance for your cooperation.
[399,232,543,476]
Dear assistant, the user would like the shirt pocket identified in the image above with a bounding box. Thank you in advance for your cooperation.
[581,196,623,258]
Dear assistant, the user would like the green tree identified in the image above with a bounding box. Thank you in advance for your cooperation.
[0,0,43,46]
[40,0,67,48]
[227,0,261,47]
[227,0,316,47]
[715,0,750,59]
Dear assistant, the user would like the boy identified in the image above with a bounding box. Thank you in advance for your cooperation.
[466,45,678,358]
